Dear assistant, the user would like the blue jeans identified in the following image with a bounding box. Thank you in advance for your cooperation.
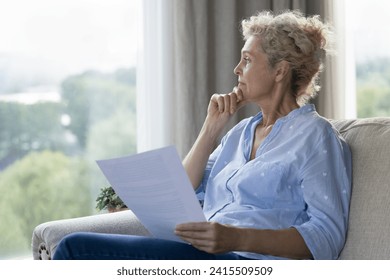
[53,232,252,260]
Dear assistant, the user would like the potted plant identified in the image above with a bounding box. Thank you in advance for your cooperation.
[96,186,127,213]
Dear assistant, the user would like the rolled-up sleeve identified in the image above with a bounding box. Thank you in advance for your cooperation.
[294,129,352,260]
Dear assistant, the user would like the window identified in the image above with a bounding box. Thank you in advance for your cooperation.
[345,0,390,117]
[0,0,139,259]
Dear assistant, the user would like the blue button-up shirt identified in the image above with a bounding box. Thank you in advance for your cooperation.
[196,104,352,260]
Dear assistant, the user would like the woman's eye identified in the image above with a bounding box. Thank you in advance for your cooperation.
[243,57,250,64]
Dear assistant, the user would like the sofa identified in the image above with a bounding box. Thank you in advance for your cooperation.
[32,117,390,260]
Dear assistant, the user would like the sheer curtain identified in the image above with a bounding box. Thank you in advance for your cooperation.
[311,0,351,119]
[137,0,344,156]
[136,0,175,152]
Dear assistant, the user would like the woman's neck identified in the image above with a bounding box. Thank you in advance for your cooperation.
[258,90,299,127]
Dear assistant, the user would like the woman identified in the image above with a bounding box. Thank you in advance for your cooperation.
[53,10,351,260]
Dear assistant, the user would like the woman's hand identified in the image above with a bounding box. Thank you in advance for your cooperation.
[208,87,244,116]
[182,87,248,190]
[175,222,240,254]
[204,87,248,138]
[207,87,247,118]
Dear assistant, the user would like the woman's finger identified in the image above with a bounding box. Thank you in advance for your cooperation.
[216,94,225,113]
[234,87,249,110]
[233,86,244,102]
[229,92,238,114]
[222,94,231,114]
[176,222,214,231]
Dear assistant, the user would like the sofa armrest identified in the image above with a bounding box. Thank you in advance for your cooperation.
[31,210,150,260]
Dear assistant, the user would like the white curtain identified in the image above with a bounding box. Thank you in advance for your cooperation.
[137,0,345,156]
[312,0,352,119]
[136,0,175,153]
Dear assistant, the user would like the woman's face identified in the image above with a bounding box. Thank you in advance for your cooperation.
[234,36,276,104]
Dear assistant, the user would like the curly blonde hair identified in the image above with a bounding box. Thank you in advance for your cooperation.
[241,10,332,105]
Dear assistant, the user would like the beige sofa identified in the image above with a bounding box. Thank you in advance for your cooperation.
[32,117,390,260]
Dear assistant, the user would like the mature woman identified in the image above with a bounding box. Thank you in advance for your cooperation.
[54,10,351,260]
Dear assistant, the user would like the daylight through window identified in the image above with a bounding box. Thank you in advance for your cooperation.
[0,0,139,259]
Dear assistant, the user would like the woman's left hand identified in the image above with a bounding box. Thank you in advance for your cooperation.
[175,222,240,254]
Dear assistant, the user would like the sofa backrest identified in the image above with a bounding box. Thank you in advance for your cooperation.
[331,118,390,259]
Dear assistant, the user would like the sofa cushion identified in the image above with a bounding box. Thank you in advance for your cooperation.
[331,118,390,259]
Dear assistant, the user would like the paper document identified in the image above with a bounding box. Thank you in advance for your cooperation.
[96,146,206,243]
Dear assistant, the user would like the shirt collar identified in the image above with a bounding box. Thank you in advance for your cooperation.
[250,104,316,125]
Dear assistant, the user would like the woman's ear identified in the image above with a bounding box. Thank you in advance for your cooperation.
[275,60,291,82]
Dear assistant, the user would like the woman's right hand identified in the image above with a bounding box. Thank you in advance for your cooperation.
[183,86,247,189]
[204,86,247,138]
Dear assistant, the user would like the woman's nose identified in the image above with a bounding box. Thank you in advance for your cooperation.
[234,62,241,76]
